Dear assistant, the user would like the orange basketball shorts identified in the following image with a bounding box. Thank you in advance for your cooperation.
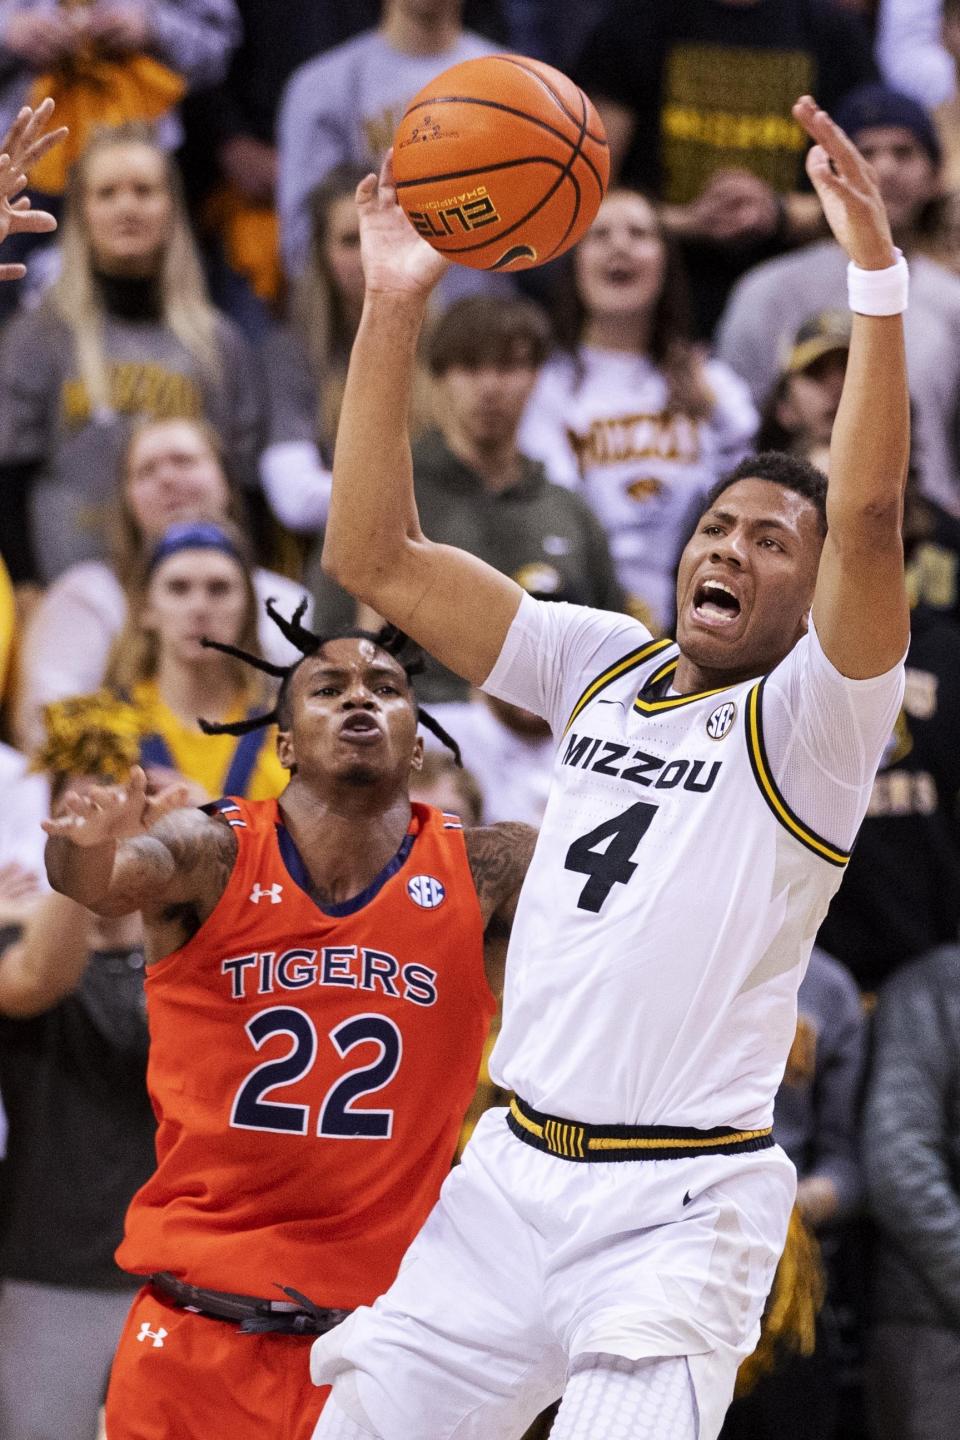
[105,1285,328,1440]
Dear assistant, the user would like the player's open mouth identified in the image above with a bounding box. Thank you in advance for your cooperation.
[339,715,382,744]
[692,580,742,627]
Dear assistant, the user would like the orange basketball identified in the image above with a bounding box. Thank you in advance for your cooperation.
[392,54,609,272]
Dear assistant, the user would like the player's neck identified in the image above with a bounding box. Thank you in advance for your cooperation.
[672,651,763,694]
[155,656,238,727]
[381,13,461,55]
[582,310,652,355]
[278,782,413,905]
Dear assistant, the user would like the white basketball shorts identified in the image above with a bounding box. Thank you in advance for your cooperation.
[311,1107,796,1440]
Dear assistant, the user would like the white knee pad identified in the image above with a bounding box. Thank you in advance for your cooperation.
[549,1352,699,1440]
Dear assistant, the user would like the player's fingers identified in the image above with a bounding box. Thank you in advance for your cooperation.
[805,144,847,196]
[793,96,864,184]
[0,262,27,280]
[8,208,57,234]
[379,148,397,203]
[41,816,75,835]
[148,784,191,820]
[355,172,379,208]
[127,764,148,799]
[21,124,68,168]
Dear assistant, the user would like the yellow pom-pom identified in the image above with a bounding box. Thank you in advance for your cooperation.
[33,689,143,783]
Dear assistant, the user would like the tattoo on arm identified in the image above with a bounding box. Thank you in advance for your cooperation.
[465,823,537,934]
[110,811,238,919]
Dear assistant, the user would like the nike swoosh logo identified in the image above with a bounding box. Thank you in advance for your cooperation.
[682,1190,692,1206]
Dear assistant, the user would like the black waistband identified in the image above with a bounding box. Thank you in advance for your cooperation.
[507,1096,775,1162]
[149,1272,351,1336]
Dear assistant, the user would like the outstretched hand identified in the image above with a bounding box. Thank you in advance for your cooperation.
[0,98,68,280]
[356,150,450,299]
[42,766,191,848]
[793,95,895,271]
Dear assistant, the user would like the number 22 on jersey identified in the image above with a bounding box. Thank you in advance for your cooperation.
[231,1007,403,1139]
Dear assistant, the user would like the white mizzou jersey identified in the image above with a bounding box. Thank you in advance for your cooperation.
[484,597,904,1131]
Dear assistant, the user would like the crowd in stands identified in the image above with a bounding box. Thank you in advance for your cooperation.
[0,1,959,1437]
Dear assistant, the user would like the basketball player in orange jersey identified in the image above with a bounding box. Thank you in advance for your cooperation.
[42,607,536,1440]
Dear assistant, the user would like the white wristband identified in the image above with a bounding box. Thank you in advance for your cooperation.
[847,248,909,315]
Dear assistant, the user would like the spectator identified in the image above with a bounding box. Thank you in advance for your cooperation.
[816,597,960,992]
[277,0,497,281]
[722,947,866,1440]
[409,748,484,823]
[180,1,378,337]
[0,0,241,310]
[862,942,960,1440]
[876,0,957,108]
[0,716,154,1440]
[717,84,960,513]
[260,164,435,630]
[13,416,310,750]
[904,468,960,621]
[755,311,851,472]
[101,518,288,802]
[518,189,757,633]
[573,0,877,335]
[0,1,240,144]
[423,690,554,826]
[412,293,624,702]
[0,122,264,584]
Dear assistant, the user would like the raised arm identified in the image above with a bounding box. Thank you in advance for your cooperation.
[793,96,910,679]
[43,767,235,921]
[320,156,524,687]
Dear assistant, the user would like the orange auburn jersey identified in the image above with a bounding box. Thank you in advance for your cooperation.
[117,798,494,1307]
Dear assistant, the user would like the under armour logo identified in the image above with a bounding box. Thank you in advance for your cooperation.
[250,882,283,905]
[136,1322,168,1348]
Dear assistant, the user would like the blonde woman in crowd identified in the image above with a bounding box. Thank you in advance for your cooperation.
[102,518,287,801]
[518,189,757,634]
[0,121,263,584]
[260,163,433,625]
[13,415,310,749]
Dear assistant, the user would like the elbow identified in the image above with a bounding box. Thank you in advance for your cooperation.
[826,495,904,546]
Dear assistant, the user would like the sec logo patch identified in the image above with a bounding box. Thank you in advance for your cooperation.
[407,875,446,909]
[706,702,737,740]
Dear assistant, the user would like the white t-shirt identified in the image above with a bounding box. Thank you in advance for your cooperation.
[518,348,758,630]
[481,595,904,1130]
[16,562,313,750]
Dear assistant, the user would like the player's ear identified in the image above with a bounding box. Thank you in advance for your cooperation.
[276,726,296,771]
[410,735,424,773]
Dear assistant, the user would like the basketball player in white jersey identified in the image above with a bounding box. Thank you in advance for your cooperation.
[309,97,909,1440]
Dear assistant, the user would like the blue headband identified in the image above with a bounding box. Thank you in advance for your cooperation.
[147,521,244,575]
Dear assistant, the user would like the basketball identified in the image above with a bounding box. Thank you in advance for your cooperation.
[392,54,609,272]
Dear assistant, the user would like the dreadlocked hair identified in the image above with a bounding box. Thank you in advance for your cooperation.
[197,600,463,766]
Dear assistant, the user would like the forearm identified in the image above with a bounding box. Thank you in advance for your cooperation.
[324,293,428,594]
[829,311,909,524]
[0,891,93,1017]
[45,835,119,910]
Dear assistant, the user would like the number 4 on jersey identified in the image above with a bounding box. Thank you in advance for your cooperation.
[564,801,657,912]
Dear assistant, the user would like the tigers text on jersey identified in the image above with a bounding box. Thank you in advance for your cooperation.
[488,631,874,1133]
[116,799,493,1307]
